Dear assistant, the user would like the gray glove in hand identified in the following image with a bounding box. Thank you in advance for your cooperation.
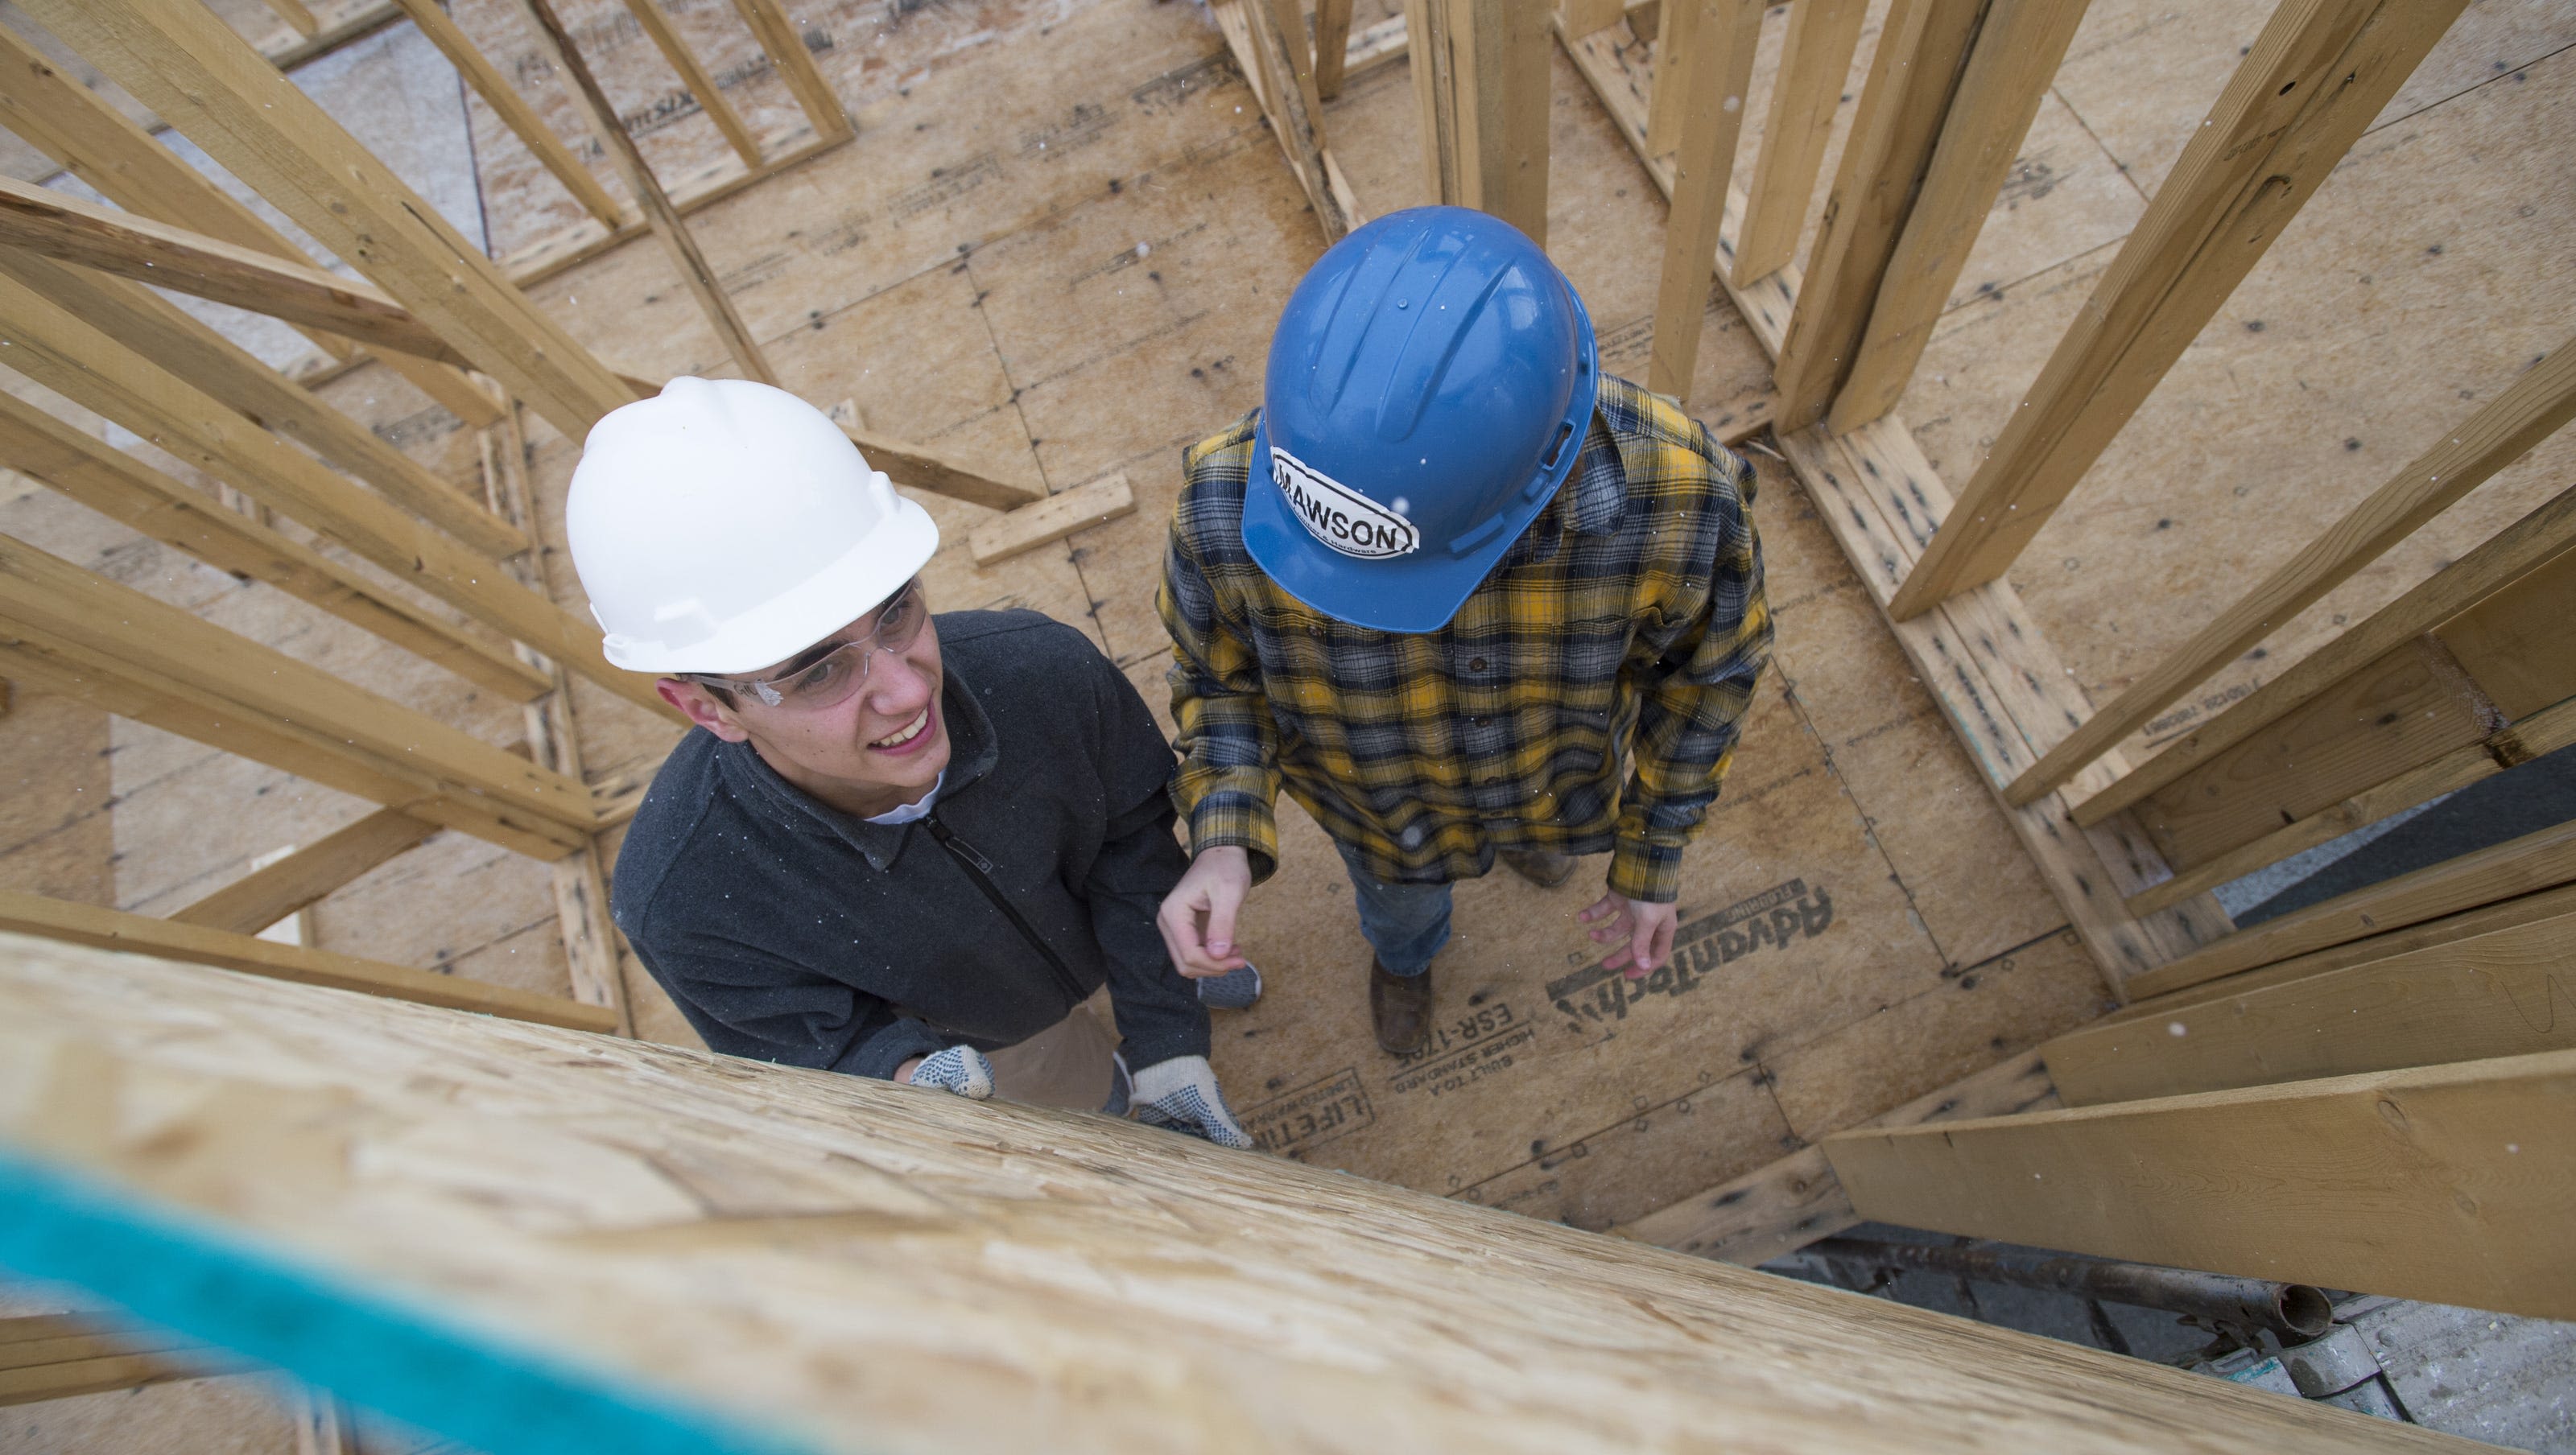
[1129,1054,1253,1149]
[907,1045,995,1100]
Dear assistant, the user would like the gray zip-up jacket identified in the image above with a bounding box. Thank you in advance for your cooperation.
[611,609,1211,1079]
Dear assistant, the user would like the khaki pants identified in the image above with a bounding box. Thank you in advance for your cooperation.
[980,987,1118,1111]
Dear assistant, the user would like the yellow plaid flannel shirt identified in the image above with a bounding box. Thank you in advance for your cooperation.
[1158,374,1769,903]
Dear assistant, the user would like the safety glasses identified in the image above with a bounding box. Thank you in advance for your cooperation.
[698,579,929,711]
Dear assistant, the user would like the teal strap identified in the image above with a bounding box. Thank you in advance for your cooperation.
[0,1148,822,1455]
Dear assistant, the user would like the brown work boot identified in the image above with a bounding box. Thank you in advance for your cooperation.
[1500,848,1575,888]
[1369,957,1434,1055]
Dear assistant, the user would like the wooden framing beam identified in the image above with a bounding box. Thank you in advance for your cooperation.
[0,270,676,721]
[725,0,856,145]
[169,810,443,936]
[0,940,2450,1454]
[2078,483,2576,826]
[1314,0,1359,98]
[1887,0,2471,620]
[0,892,616,1032]
[1638,0,1696,157]
[2043,906,2576,1107]
[0,533,597,839]
[387,0,625,225]
[1557,19,2227,997]
[0,175,469,368]
[2126,818,2576,1002]
[1644,0,1759,398]
[0,394,549,703]
[1728,0,1863,287]
[0,251,529,560]
[1244,0,1353,241]
[2013,342,2576,806]
[1768,0,1988,435]
[25,0,642,444]
[521,0,779,386]
[481,406,634,1033]
[1615,1049,2057,1266]
[1399,0,1554,241]
[1826,1050,2576,1319]
[1825,0,2091,432]
[625,0,764,169]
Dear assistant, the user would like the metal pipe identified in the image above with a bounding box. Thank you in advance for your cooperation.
[1801,1237,2333,1343]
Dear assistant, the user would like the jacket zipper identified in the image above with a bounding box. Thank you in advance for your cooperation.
[923,812,1090,1004]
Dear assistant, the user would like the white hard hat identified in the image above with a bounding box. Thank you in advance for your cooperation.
[565,377,938,674]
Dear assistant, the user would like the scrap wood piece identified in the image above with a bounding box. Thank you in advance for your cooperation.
[1613,1049,2058,1265]
[970,472,1137,565]
[0,896,617,1033]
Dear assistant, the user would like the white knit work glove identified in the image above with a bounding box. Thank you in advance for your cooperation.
[906,1045,995,1100]
[1129,1054,1253,1149]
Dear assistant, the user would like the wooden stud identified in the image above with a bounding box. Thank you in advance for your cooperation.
[0,940,2458,1454]
[2130,636,2501,873]
[0,534,597,837]
[1769,0,1989,435]
[619,371,1045,511]
[2045,908,2576,1107]
[725,0,855,144]
[1557,0,1628,42]
[626,0,766,168]
[1237,0,1352,241]
[2012,343,2576,804]
[0,252,530,560]
[0,270,676,721]
[1887,0,2472,620]
[0,394,550,703]
[1315,0,1358,98]
[388,0,626,225]
[2434,537,2576,723]
[0,892,617,1032]
[26,0,643,443]
[520,0,779,386]
[1615,1050,2057,1265]
[1826,0,2091,431]
[968,472,1138,566]
[169,810,444,936]
[0,176,469,366]
[2126,818,2576,1002]
[482,406,636,1036]
[1454,0,1553,243]
[1827,1049,2576,1320]
[1639,0,1699,158]
[1645,0,1760,398]
[1728,0,1864,287]
[2077,484,2576,826]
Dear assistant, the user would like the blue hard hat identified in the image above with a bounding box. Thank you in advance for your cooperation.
[1245,206,1598,633]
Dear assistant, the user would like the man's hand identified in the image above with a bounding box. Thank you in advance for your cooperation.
[1129,1054,1254,1149]
[1157,846,1253,978]
[1578,890,1680,980]
[897,1045,995,1099]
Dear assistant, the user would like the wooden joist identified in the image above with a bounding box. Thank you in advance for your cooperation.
[25,0,640,443]
[0,940,2448,1454]
[0,251,530,561]
[2042,905,2576,1106]
[0,396,550,703]
[387,0,625,225]
[1886,0,2472,620]
[0,896,616,1033]
[2126,818,2576,1002]
[1615,1050,2058,1266]
[169,810,444,937]
[522,0,780,387]
[726,0,856,146]
[1824,1050,2576,1320]
[2015,343,2576,806]
[0,271,675,721]
[625,0,764,168]
[0,533,598,859]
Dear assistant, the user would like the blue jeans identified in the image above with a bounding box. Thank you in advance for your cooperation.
[1338,847,1451,976]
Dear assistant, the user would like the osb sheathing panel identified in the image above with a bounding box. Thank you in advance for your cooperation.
[1899,8,2576,768]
